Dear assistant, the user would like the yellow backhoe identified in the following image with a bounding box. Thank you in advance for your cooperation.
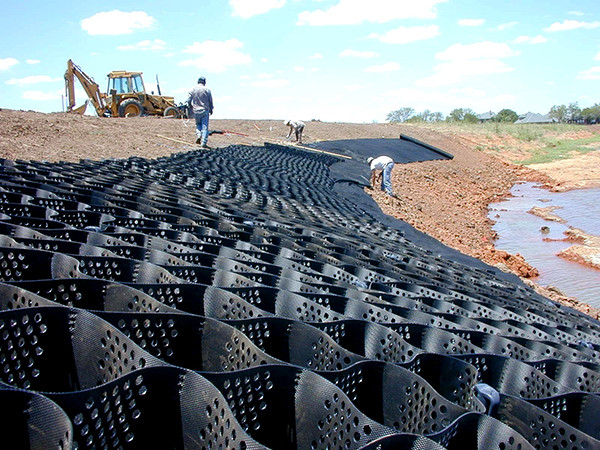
[64,59,183,118]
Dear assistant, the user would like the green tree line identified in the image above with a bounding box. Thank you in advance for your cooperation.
[387,102,600,124]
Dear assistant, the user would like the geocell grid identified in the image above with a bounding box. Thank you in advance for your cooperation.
[0,140,599,449]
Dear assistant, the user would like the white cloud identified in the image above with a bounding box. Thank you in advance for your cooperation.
[0,57,18,71]
[514,35,548,44]
[180,39,252,73]
[595,51,600,61]
[6,75,61,86]
[417,41,517,87]
[251,79,290,88]
[496,21,518,31]
[117,39,166,51]
[577,66,600,80]
[448,87,486,98]
[293,66,318,73]
[364,62,400,73]
[81,10,155,35]
[416,59,514,87]
[436,41,519,60]
[458,19,485,27]
[340,49,378,58]
[26,59,40,64]
[544,20,600,32]
[22,89,63,101]
[344,84,364,91]
[270,95,293,104]
[368,25,440,44]
[309,53,323,60]
[297,0,447,26]
[568,11,584,16]
[229,0,286,19]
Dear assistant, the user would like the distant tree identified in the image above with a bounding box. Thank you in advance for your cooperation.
[386,107,415,123]
[464,112,478,123]
[430,112,444,122]
[405,115,424,123]
[447,108,476,122]
[581,103,600,124]
[567,102,581,122]
[494,109,518,123]
[404,109,445,123]
[549,104,567,123]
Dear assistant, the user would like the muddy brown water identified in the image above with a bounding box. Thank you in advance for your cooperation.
[489,182,600,308]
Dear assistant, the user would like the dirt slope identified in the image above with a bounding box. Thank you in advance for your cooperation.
[0,108,597,317]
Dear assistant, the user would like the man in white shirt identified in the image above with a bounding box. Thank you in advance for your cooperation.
[367,155,395,196]
[284,119,305,143]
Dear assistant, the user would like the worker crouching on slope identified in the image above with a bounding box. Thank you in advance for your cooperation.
[367,156,395,197]
[188,76,214,148]
[284,119,305,144]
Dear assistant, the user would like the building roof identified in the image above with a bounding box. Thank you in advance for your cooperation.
[515,112,557,124]
[476,111,496,120]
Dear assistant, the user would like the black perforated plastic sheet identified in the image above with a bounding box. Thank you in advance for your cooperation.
[0,141,599,449]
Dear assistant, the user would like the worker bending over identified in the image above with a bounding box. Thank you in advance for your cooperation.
[367,155,395,197]
[284,119,305,143]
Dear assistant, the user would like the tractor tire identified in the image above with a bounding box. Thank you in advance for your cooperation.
[118,99,143,117]
[163,107,180,119]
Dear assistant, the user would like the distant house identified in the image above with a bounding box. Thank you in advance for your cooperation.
[514,112,558,124]
[476,111,496,122]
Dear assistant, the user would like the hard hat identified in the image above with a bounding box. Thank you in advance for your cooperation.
[367,157,374,164]
[197,77,206,84]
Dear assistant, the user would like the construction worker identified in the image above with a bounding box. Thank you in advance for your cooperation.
[188,76,214,148]
[367,156,395,196]
[284,119,305,143]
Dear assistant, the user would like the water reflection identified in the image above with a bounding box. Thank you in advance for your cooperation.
[489,182,600,308]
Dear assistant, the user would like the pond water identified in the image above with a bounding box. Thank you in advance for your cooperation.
[488,182,600,308]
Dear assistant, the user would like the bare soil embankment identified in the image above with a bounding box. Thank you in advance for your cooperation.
[1,109,599,317]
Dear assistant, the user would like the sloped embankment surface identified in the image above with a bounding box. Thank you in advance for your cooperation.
[1,143,600,448]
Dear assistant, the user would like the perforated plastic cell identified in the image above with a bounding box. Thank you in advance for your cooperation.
[287,320,365,371]
[528,358,600,393]
[400,353,483,411]
[46,366,267,449]
[496,394,600,449]
[0,247,83,281]
[0,388,73,449]
[203,364,301,448]
[317,360,467,436]
[294,369,396,449]
[527,392,600,441]
[456,353,567,399]
[427,412,534,449]
[97,311,282,371]
[0,282,58,310]
[204,285,274,320]
[358,433,447,449]
[313,319,423,364]
[0,306,163,392]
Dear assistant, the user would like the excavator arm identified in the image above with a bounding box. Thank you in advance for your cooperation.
[64,59,107,116]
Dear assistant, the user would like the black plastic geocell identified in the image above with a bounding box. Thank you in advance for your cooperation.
[0,142,598,449]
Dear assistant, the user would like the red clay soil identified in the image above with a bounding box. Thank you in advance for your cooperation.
[0,109,597,318]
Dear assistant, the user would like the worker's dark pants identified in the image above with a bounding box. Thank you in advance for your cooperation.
[295,124,304,142]
[381,162,394,195]
[194,111,210,145]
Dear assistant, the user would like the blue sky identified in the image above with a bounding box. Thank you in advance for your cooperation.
[1,0,599,122]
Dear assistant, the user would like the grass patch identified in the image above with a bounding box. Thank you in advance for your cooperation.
[413,122,600,165]
[517,135,600,164]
